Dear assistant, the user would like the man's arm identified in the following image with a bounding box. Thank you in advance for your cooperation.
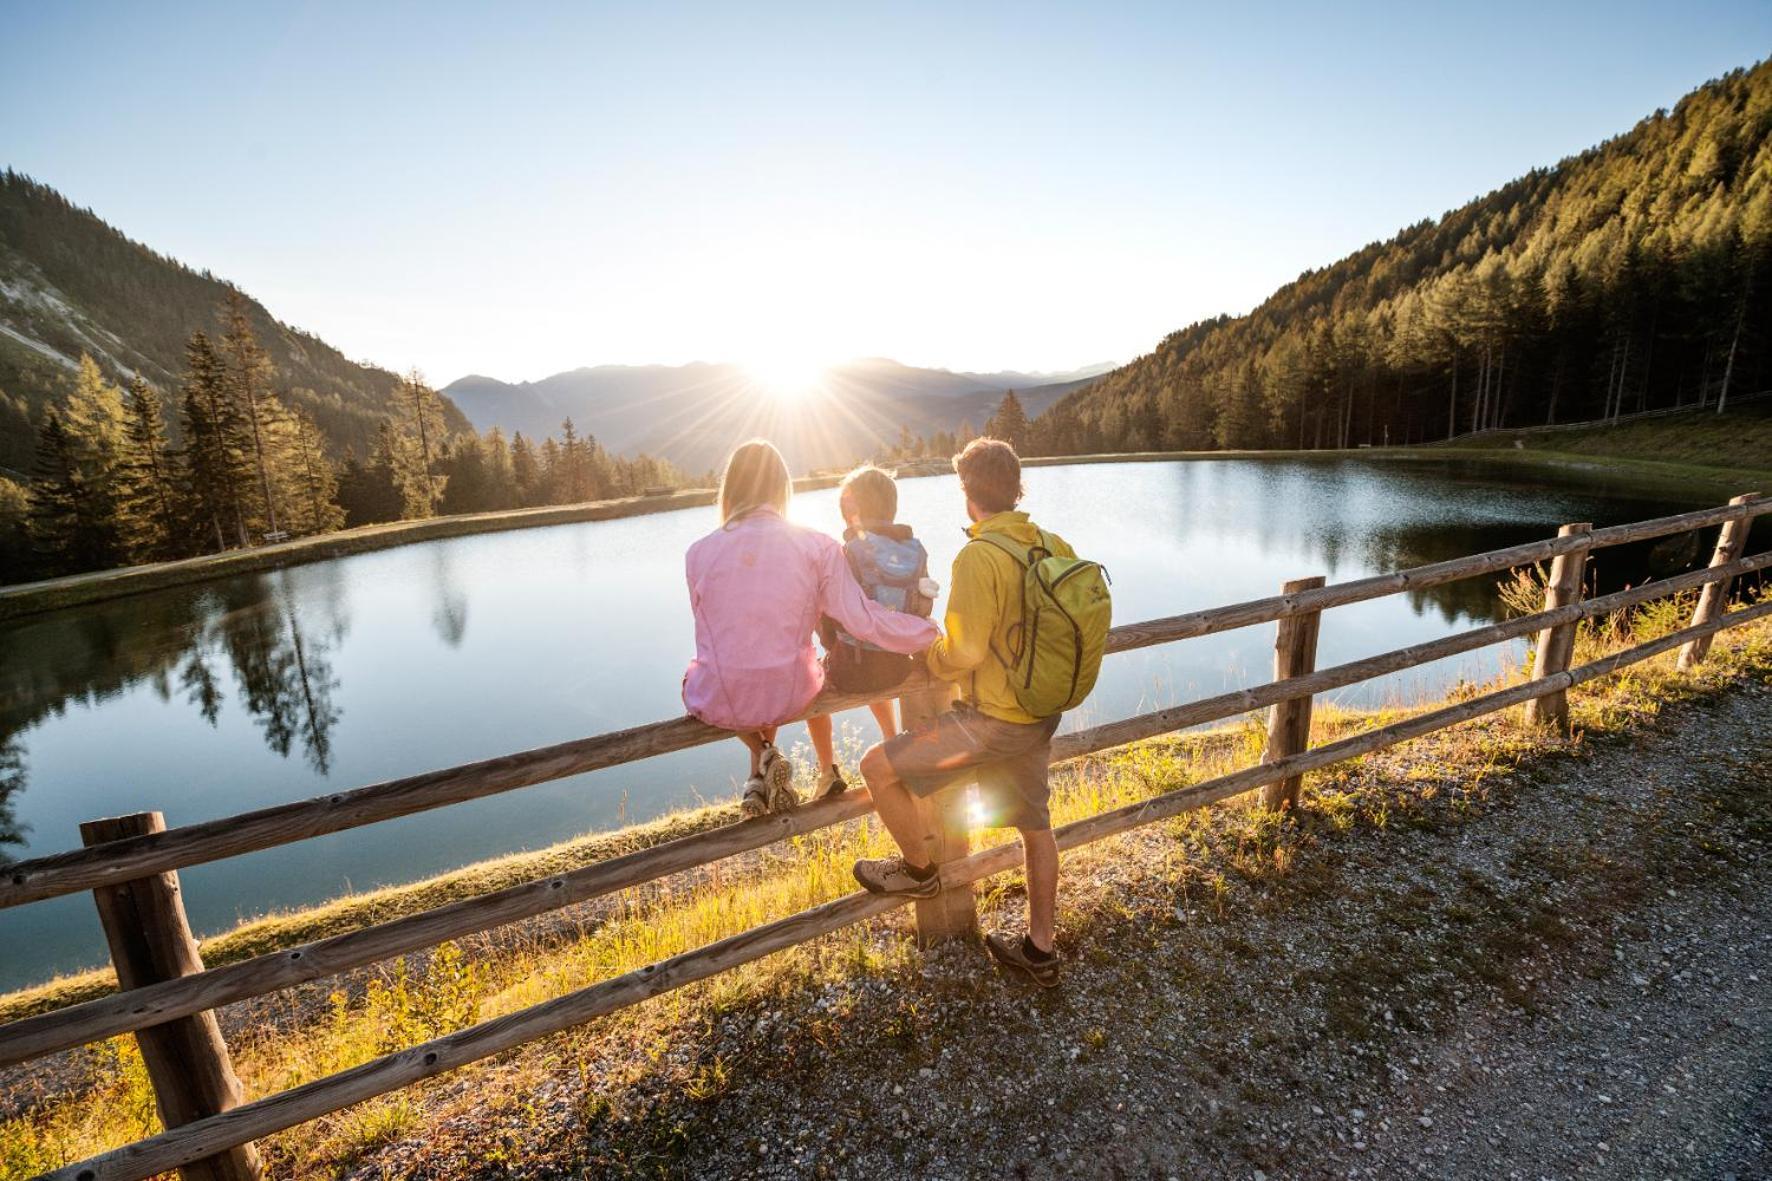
[926,543,998,681]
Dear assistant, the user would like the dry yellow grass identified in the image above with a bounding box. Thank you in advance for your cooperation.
[2,592,1768,1179]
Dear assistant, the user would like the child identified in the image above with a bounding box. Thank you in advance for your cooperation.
[683,441,939,818]
[805,464,938,799]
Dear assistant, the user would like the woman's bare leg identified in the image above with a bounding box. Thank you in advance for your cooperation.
[736,730,769,776]
[806,715,835,770]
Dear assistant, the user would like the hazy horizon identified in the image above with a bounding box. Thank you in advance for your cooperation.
[4,1,1770,387]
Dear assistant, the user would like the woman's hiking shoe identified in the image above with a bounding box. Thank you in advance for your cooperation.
[813,764,848,801]
[985,931,1061,989]
[760,744,799,813]
[852,856,941,899]
[739,775,770,819]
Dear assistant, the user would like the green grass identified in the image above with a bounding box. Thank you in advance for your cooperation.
[0,799,746,1024]
[1443,401,1772,491]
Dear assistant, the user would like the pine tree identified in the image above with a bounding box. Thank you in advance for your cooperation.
[176,330,254,550]
[116,374,181,559]
[336,438,402,526]
[399,370,448,515]
[62,354,129,468]
[510,431,539,506]
[26,358,132,573]
[218,290,286,537]
[282,409,344,535]
[557,419,590,502]
[28,409,124,573]
[0,475,34,582]
[538,437,564,504]
[483,426,515,509]
[440,434,491,514]
[984,391,1030,450]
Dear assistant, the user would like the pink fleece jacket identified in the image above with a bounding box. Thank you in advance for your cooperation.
[682,507,940,730]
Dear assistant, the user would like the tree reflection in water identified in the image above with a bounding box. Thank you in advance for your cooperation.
[0,567,350,829]
[429,548,469,648]
[0,736,25,862]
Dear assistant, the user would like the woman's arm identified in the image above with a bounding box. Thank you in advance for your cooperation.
[816,536,939,654]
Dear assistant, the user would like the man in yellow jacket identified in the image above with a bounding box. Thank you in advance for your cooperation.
[854,438,1071,988]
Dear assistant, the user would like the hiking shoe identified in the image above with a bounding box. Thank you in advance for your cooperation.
[759,744,799,813]
[739,775,770,819]
[853,856,941,899]
[985,931,1061,989]
[813,764,848,801]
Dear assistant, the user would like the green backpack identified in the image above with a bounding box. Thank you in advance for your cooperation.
[972,531,1113,718]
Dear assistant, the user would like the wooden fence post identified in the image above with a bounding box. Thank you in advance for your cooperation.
[1677,493,1759,671]
[896,682,977,944]
[81,812,262,1181]
[1523,522,1592,732]
[1261,576,1326,812]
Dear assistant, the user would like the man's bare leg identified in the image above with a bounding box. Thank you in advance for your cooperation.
[1020,827,1058,953]
[859,744,936,870]
[867,700,898,738]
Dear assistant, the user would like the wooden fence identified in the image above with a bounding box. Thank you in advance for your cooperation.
[4,493,1767,1181]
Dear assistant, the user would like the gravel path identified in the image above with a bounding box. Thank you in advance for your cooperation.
[282,662,1772,1180]
[511,676,1772,1180]
[1313,687,1772,1181]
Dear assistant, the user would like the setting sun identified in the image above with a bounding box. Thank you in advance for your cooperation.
[743,354,830,404]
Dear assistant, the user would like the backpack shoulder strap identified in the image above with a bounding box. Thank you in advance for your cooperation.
[968,531,1031,569]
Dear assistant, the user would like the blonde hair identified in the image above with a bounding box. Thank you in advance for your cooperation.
[718,439,791,525]
[838,463,898,524]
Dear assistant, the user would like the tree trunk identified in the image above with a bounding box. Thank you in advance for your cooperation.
[1546,352,1564,426]
[1446,353,1459,441]
[1717,281,1749,415]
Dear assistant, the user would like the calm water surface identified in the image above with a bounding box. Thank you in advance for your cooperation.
[0,457,1737,988]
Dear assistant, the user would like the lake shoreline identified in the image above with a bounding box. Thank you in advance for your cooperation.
[3,446,1765,623]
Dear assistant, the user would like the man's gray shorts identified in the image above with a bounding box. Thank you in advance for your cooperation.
[880,704,1061,831]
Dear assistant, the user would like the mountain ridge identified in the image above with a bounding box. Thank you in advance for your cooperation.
[442,359,1109,472]
[1036,61,1772,455]
[0,171,469,471]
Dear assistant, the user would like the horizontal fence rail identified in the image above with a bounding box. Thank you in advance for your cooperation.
[37,595,1772,1181]
[6,546,1771,1067]
[3,492,1765,1181]
[5,497,1767,913]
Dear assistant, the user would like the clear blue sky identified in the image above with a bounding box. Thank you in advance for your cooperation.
[3,1,1768,386]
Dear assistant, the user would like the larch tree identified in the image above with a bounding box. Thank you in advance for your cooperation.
[281,409,344,535]
[218,289,286,537]
[399,370,448,516]
[0,475,30,582]
[117,374,182,559]
[28,409,124,573]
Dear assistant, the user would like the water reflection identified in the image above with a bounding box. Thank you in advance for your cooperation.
[430,550,469,648]
[0,568,349,804]
[0,736,24,860]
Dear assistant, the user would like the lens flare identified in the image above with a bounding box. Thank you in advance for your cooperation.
[744,355,829,404]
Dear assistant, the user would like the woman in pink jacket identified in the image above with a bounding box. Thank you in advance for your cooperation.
[684,440,940,817]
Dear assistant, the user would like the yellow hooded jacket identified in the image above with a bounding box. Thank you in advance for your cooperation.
[925,510,1075,724]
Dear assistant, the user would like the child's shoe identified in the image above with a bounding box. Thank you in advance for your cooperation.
[812,764,848,801]
[739,773,770,819]
[759,744,799,812]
